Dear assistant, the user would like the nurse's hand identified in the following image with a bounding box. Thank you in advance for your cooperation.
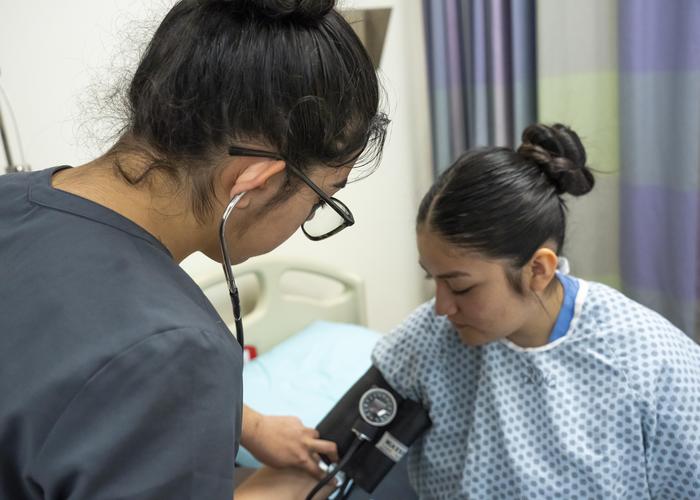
[242,406,339,478]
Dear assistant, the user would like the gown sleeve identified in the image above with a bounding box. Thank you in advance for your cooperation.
[28,328,242,500]
[643,330,700,498]
[371,300,441,405]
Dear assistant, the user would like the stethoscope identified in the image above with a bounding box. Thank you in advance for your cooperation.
[218,192,247,347]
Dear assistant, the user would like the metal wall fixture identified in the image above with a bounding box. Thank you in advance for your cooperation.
[0,69,31,174]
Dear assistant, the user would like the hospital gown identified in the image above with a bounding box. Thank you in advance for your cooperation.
[372,279,700,499]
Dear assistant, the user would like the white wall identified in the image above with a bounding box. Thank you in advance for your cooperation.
[0,0,433,332]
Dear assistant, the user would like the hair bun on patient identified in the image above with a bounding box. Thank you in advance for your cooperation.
[516,123,595,196]
[236,0,336,21]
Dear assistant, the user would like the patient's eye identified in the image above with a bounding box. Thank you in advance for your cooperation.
[451,286,474,296]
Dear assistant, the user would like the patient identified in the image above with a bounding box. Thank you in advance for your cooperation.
[372,123,700,498]
[236,123,700,498]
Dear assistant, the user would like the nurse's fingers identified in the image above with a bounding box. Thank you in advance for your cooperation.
[307,437,339,463]
[304,427,321,439]
[299,452,326,479]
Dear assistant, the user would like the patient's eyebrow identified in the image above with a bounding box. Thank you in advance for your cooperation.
[436,271,471,279]
[419,262,471,279]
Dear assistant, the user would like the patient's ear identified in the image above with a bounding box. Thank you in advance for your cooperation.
[228,159,286,208]
[525,247,558,294]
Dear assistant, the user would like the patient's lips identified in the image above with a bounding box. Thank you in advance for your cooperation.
[448,319,490,346]
[448,317,469,329]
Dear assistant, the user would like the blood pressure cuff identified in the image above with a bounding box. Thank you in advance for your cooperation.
[316,366,432,493]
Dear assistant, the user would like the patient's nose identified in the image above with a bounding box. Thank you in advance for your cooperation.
[434,282,457,317]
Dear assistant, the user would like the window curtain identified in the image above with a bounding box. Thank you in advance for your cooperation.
[618,0,700,338]
[423,0,537,174]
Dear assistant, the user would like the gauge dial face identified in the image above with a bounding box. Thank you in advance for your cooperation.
[358,388,398,427]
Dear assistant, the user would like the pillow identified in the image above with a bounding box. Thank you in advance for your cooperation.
[236,321,382,467]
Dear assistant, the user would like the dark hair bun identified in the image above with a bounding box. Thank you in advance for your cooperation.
[517,123,595,196]
[237,0,336,21]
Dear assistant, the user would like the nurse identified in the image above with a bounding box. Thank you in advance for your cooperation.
[373,123,700,498]
[0,0,387,498]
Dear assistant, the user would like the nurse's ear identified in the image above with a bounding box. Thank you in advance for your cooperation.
[225,159,287,208]
[525,246,559,294]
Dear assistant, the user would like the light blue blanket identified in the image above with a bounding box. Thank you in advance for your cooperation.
[236,321,381,467]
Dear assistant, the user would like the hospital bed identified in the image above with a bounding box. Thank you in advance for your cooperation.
[195,256,369,355]
[191,256,417,499]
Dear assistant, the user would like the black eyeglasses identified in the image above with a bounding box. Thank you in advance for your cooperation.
[228,146,355,241]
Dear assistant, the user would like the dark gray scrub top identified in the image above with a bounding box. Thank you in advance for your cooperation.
[0,167,243,499]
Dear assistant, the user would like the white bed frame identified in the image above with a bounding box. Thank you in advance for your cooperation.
[194,257,367,354]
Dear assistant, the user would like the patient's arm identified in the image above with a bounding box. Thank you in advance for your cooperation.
[234,466,336,500]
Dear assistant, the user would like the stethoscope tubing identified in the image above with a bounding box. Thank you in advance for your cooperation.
[219,192,246,347]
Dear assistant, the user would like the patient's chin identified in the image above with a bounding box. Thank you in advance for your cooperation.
[453,325,493,347]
